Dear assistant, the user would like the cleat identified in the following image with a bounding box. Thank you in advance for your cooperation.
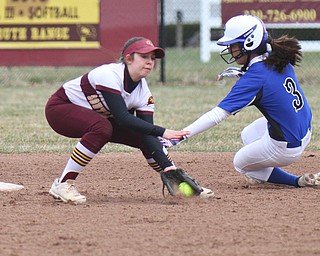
[298,173,320,188]
[49,178,86,204]
[244,174,264,184]
[199,187,215,199]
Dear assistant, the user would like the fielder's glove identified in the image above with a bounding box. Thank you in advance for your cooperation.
[216,67,244,81]
[159,136,187,149]
[160,168,202,197]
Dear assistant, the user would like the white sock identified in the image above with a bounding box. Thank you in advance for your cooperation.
[58,142,96,183]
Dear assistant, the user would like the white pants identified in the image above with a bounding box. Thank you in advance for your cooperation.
[233,117,311,181]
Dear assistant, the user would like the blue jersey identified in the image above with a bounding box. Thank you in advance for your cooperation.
[218,61,312,142]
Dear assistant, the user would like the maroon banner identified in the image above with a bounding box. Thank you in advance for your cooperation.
[222,0,320,24]
[0,0,159,66]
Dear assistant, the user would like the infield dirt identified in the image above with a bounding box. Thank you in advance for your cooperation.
[1,151,320,256]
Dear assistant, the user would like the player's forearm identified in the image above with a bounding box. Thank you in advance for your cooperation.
[183,106,230,137]
[101,90,165,136]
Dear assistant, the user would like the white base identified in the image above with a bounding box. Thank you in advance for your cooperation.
[0,182,24,192]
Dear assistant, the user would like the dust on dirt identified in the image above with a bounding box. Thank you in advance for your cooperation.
[1,151,319,256]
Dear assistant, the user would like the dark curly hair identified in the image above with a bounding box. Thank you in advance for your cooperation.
[264,35,302,73]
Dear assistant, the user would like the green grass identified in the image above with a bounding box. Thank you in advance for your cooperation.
[1,81,320,154]
[152,83,320,152]
[1,48,320,153]
[0,48,319,87]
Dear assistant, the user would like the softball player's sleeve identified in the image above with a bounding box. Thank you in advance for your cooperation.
[101,90,165,136]
[183,106,230,137]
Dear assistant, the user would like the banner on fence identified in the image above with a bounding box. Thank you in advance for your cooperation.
[0,0,159,66]
[0,0,100,49]
[222,0,320,25]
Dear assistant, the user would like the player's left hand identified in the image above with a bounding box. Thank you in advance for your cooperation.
[162,129,189,140]
[160,168,202,196]
[217,67,244,81]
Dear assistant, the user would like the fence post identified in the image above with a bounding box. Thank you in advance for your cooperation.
[159,0,166,83]
[200,0,222,62]
[176,10,183,48]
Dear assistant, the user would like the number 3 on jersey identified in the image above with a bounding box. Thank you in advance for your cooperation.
[283,77,304,112]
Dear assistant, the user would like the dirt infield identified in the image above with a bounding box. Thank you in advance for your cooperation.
[1,151,320,256]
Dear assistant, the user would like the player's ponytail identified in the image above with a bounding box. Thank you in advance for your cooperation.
[265,35,302,73]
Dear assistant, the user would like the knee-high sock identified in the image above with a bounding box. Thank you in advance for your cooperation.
[267,167,299,187]
[146,146,175,172]
[58,142,96,183]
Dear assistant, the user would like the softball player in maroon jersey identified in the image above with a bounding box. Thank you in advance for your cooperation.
[45,37,214,203]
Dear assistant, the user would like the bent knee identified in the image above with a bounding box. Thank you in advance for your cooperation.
[233,152,246,174]
[240,125,252,145]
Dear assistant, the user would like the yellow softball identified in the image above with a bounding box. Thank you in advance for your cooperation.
[178,182,195,197]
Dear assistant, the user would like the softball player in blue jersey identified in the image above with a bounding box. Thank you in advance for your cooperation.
[165,14,320,188]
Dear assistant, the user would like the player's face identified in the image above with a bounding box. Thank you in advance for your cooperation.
[127,52,156,81]
[229,44,247,65]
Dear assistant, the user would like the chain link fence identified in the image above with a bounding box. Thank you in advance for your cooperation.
[1,0,320,86]
[161,0,320,86]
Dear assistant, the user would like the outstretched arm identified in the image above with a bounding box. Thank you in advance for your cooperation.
[183,106,230,137]
[101,90,189,140]
[159,106,230,149]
